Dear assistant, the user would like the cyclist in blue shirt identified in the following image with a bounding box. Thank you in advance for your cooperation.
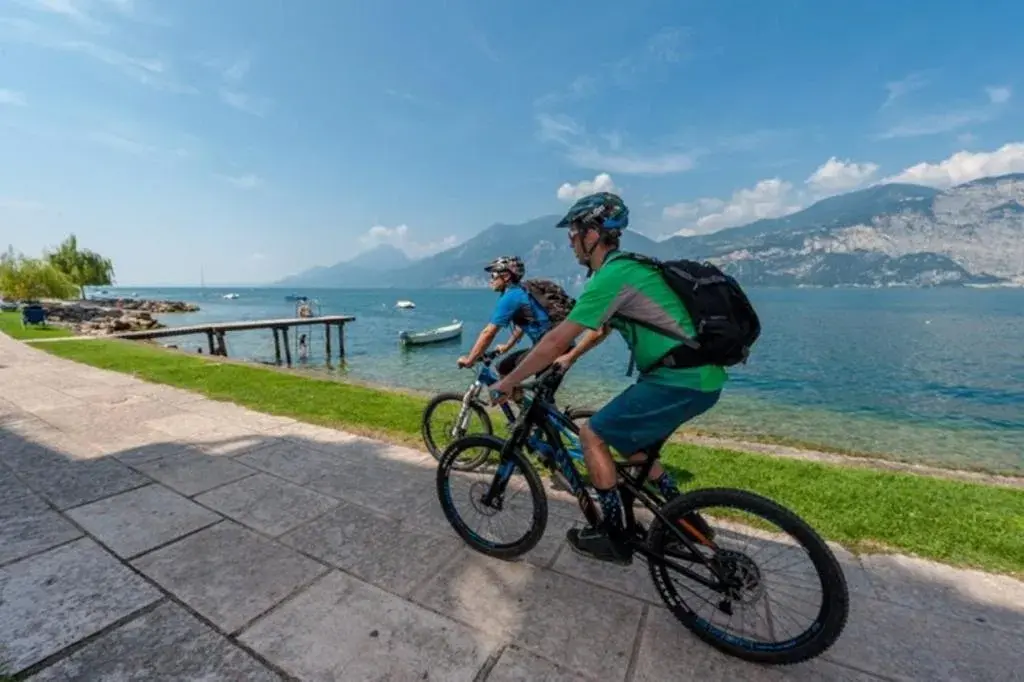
[458,256,553,377]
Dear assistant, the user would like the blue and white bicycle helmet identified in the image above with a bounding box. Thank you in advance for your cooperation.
[555,192,630,232]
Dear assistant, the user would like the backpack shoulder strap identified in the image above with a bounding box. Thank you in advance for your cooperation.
[613,251,662,268]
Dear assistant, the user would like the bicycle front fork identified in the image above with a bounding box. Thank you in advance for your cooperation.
[451,382,483,437]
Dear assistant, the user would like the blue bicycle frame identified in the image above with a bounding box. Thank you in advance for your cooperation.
[458,351,585,463]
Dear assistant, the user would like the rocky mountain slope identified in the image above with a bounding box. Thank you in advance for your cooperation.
[275,173,1024,289]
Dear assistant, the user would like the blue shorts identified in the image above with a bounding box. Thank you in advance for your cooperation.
[587,381,721,456]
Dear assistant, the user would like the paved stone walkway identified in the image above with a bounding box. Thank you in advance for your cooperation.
[1,334,1022,681]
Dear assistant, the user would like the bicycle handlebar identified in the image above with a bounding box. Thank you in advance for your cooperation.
[517,364,565,393]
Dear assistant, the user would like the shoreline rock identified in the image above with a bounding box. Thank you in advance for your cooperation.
[85,298,200,314]
[39,298,200,336]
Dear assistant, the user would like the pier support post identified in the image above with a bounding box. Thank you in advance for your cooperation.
[281,327,292,366]
[324,322,332,364]
[205,330,216,355]
[273,328,282,365]
[215,331,227,356]
[338,323,345,359]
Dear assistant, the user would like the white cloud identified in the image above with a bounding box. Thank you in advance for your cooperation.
[16,0,108,32]
[219,90,271,116]
[536,113,698,176]
[882,72,930,108]
[805,157,879,194]
[878,110,997,140]
[0,18,193,93]
[986,85,1012,104]
[664,155,878,235]
[218,173,263,190]
[877,85,1010,139]
[556,173,619,202]
[0,89,27,106]
[664,178,802,235]
[359,224,459,259]
[884,142,1024,189]
[204,55,272,116]
[664,141,1024,237]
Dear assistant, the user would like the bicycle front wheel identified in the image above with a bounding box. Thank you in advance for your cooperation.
[421,392,493,469]
[646,488,849,665]
[436,435,548,560]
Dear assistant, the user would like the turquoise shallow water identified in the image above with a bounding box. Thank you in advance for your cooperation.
[96,285,1024,473]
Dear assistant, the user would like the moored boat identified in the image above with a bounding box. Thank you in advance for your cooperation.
[399,319,463,345]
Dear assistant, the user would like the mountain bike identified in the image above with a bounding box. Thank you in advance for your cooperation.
[435,366,850,665]
[421,348,594,471]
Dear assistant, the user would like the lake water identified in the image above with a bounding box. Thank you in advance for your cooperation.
[96,285,1024,474]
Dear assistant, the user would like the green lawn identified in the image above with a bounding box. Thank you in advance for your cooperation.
[29,336,1024,576]
[0,310,72,340]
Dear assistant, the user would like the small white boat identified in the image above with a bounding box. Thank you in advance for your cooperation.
[399,320,463,346]
[395,300,415,309]
[222,293,240,300]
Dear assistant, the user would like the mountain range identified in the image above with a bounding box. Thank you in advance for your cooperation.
[274,173,1024,289]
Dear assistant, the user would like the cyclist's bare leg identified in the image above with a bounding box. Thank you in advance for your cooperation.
[578,422,617,489]
[574,414,673,491]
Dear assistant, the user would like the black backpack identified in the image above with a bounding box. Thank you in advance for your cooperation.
[615,252,761,370]
[521,279,576,325]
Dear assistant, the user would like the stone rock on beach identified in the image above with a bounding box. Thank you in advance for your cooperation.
[39,299,200,336]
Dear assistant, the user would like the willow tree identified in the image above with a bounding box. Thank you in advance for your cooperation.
[0,248,79,300]
[45,234,115,299]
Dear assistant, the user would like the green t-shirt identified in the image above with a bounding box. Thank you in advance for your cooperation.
[567,251,728,392]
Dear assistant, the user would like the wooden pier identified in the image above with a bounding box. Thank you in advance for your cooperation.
[112,315,355,366]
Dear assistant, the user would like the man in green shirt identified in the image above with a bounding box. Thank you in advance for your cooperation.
[492,192,726,565]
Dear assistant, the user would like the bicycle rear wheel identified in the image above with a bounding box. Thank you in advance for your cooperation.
[436,435,548,560]
[646,488,849,665]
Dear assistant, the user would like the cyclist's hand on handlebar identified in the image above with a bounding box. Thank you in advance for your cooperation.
[456,355,474,368]
[553,352,574,371]
[490,377,514,405]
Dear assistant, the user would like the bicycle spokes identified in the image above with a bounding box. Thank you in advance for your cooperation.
[648,494,845,661]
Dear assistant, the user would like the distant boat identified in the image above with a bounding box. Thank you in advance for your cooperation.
[399,320,462,346]
[395,300,415,309]
[284,294,307,302]
[222,293,240,300]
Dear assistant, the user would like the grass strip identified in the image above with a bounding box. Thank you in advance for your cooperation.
[0,311,73,340]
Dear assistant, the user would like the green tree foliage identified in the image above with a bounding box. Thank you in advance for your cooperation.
[0,247,80,300]
[45,234,115,299]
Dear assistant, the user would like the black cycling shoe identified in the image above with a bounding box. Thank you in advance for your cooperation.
[566,526,633,566]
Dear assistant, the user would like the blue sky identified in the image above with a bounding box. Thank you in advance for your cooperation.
[1,0,1022,285]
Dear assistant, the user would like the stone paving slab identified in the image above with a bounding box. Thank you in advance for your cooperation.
[0,500,83,566]
[860,553,1024,633]
[131,520,328,634]
[411,550,647,681]
[129,448,256,496]
[279,500,462,596]
[633,605,876,682]
[1,332,1023,681]
[66,484,221,558]
[239,570,500,681]
[14,456,151,511]
[486,646,594,681]
[823,592,1024,681]
[0,538,162,673]
[27,601,282,681]
[195,472,339,537]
